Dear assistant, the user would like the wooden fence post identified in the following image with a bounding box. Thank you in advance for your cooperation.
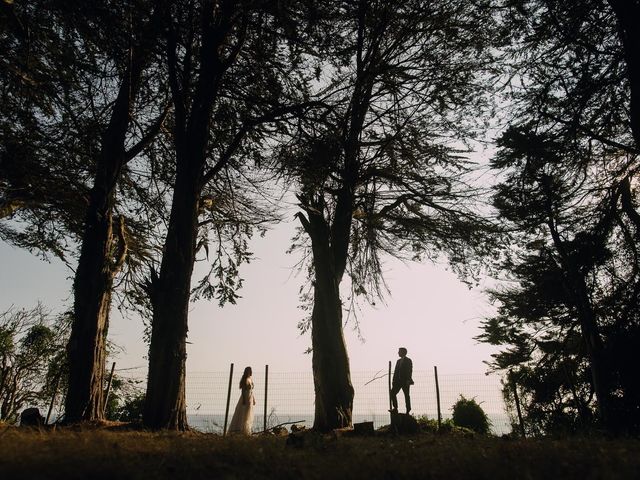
[103,362,116,416]
[263,364,269,433]
[45,372,61,424]
[388,360,392,412]
[223,363,234,436]
[434,365,442,429]
[512,375,526,438]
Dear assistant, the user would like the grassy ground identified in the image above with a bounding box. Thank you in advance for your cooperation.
[1,425,639,479]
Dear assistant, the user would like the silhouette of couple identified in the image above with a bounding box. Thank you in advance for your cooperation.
[228,366,256,435]
[230,348,413,436]
[390,347,414,414]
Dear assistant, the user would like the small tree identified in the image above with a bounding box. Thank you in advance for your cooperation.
[451,395,491,435]
[0,305,69,423]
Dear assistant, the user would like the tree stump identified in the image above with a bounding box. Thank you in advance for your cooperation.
[354,421,374,435]
[390,412,418,435]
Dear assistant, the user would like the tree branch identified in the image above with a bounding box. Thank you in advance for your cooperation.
[124,104,171,163]
[200,101,328,186]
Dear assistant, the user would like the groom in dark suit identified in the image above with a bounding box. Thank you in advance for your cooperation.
[390,347,414,414]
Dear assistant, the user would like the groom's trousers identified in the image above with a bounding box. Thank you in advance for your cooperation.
[390,383,411,413]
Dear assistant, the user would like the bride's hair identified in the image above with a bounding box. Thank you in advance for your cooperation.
[239,366,252,388]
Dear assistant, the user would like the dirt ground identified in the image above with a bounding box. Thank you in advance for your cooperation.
[1,425,639,479]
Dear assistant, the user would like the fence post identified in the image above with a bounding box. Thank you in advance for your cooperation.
[434,365,442,430]
[511,374,526,438]
[103,362,116,416]
[263,364,269,433]
[45,372,62,424]
[223,363,234,436]
[388,360,392,412]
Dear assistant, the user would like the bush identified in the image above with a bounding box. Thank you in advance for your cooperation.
[116,393,145,422]
[415,415,477,436]
[451,395,491,435]
[416,415,451,432]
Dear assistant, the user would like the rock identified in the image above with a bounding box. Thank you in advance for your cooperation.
[354,421,374,436]
[390,412,418,435]
[20,407,44,427]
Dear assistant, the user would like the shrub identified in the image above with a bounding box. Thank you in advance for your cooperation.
[116,393,145,422]
[415,415,477,436]
[416,415,452,432]
[451,395,491,435]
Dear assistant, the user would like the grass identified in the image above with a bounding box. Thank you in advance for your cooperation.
[1,425,639,479]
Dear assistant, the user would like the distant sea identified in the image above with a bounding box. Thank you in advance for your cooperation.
[187,413,512,435]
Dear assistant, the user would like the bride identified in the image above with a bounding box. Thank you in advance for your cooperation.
[228,366,256,435]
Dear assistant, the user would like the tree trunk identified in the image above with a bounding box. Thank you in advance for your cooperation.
[310,234,355,432]
[299,201,355,432]
[545,216,613,428]
[570,277,613,427]
[65,41,147,422]
[143,159,200,430]
[65,196,115,422]
[65,103,131,422]
[142,2,232,430]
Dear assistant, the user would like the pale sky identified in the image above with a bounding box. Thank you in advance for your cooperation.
[0,216,500,378]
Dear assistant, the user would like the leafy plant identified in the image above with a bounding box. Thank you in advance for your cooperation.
[104,376,145,423]
[115,393,145,423]
[451,396,491,435]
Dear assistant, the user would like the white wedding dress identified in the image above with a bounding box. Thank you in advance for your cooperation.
[228,377,255,435]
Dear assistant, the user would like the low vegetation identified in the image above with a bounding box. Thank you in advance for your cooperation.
[1,426,639,480]
[451,396,492,435]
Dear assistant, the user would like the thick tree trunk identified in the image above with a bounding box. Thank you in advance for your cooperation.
[298,197,355,432]
[65,39,148,421]
[143,160,200,430]
[540,175,614,427]
[310,234,354,432]
[65,103,131,422]
[142,2,232,430]
[65,195,115,422]
[63,3,164,420]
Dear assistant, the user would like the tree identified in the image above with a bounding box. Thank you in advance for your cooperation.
[142,0,320,429]
[65,2,167,423]
[1,0,169,422]
[479,126,640,433]
[0,305,70,423]
[482,0,640,433]
[278,0,499,431]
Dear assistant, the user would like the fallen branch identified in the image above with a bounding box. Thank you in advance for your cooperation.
[254,420,306,434]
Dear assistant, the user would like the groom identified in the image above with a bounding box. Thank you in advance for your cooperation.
[390,347,414,414]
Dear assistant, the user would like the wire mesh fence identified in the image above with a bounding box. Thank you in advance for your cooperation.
[151,366,512,435]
